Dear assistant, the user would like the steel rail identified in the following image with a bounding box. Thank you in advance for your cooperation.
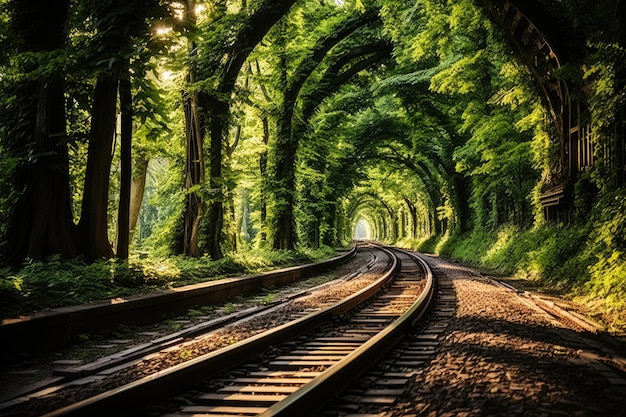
[41,246,398,417]
[259,246,434,417]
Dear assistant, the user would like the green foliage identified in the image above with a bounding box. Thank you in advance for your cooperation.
[414,214,626,330]
[0,0,625,331]
[0,246,335,316]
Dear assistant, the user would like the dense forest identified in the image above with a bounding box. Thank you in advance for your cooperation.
[0,0,625,328]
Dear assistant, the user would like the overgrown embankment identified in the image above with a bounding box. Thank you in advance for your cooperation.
[0,247,335,318]
[405,193,626,332]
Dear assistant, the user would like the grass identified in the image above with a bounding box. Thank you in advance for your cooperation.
[408,221,626,333]
[0,246,336,318]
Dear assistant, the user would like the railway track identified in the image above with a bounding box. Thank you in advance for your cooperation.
[0,246,380,414]
[0,245,357,356]
[35,246,434,417]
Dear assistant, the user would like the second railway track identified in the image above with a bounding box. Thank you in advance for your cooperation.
[38,245,435,417]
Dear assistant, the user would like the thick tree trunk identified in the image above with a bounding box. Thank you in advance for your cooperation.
[6,81,78,264]
[4,0,76,265]
[116,72,132,260]
[203,97,226,260]
[272,104,297,250]
[182,88,204,257]
[78,74,119,260]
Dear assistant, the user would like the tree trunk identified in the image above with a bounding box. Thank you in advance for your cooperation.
[180,0,204,257]
[259,115,270,243]
[3,0,76,265]
[270,44,296,250]
[5,80,78,264]
[272,106,297,250]
[116,71,132,260]
[182,88,204,257]
[78,73,119,260]
[129,156,149,239]
[228,191,237,252]
[203,96,226,260]
[407,200,418,239]
[28,80,77,259]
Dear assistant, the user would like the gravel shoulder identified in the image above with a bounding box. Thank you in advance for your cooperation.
[394,254,626,417]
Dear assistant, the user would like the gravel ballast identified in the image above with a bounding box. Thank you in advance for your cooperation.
[390,254,626,417]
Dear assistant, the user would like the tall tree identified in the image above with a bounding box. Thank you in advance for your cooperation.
[178,0,298,258]
[116,68,133,259]
[77,0,163,260]
[181,0,204,257]
[2,0,76,264]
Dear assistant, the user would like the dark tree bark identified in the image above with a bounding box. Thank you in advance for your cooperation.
[77,73,119,260]
[202,97,227,259]
[116,70,133,260]
[3,0,77,265]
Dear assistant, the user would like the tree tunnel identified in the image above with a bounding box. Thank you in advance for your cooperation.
[1,0,624,271]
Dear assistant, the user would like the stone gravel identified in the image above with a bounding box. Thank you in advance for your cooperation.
[390,254,626,417]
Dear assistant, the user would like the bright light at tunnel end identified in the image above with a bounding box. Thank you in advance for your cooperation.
[354,218,371,240]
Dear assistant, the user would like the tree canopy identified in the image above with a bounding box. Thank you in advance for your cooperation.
[1,0,625,323]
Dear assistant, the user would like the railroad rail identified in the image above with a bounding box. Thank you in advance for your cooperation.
[0,245,377,413]
[40,245,434,417]
[0,245,356,355]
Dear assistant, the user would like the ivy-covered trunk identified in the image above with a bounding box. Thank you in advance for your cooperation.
[271,97,298,250]
[179,0,204,258]
[181,86,204,257]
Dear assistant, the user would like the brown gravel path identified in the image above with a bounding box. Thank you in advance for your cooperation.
[391,254,626,417]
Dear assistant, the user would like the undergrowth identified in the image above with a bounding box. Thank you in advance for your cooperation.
[408,202,626,332]
[0,246,335,318]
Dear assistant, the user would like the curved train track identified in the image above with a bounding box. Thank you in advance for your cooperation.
[38,245,435,417]
[1,245,374,413]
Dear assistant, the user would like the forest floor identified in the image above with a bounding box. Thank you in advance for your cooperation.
[0,247,339,318]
